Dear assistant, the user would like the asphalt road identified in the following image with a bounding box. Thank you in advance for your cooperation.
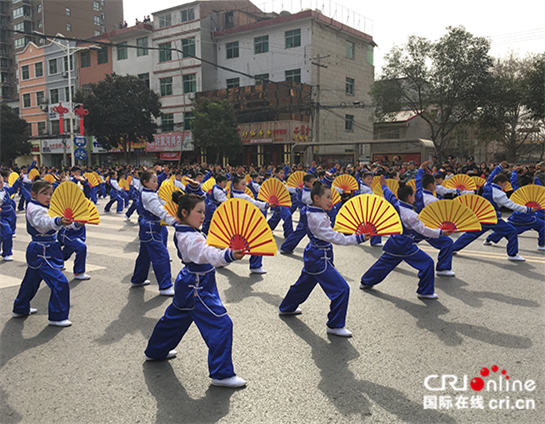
[1,208,544,424]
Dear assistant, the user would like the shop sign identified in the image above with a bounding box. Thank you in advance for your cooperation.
[147,132,192,152]
[41,139,68,154]
[160,152,180,161]
[31,145,40,153]
[242,139,273,144]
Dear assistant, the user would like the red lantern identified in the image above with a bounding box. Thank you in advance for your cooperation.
[52,103,69,134]
[74,106,89,136]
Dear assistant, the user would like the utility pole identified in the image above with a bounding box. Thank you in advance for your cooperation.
[309,53,329,164]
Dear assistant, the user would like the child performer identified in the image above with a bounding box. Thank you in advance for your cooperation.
[247,173,261,200]
[230,175,271,274]
[279,181,369,337]
[125,170,142,221]
[267,167,294,238]
[414,162,456,277]
[280,173,316,254]
[0,174,16,260]
[483,166,545,251]
[202,175,228,235]
[453,161,537,261]
[360,176,453,299]
[18,160,37,211]
[144,192,247,388]
[12,180,73,327]
[130,170,176,295]
[356,171,382,247]
[104,171,124,214]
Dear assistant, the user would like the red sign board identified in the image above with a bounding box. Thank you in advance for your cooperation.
[147,133,190,152]
[241,139,273,144]
[160,152,180,161]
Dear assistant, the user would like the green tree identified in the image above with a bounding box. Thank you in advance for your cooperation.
[192,99,242,164]
[524,53,545,121]
[370,26,494,158]
[0,104,31,166]
[74,73,161,162]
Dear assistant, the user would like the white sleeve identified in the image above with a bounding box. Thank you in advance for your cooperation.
[402,208,441,238]
[233,192,267,210]
[176,232,232,267]
[333,186,343,194]
[435,185,457,196]
[27,203,63,234]
[492,188,528,213]
[142,191,176,225]
[307,212,359,245]
[287,186,296,194]
[110,180,123,192]
[301,190,312,205]
[174,179,186,190]
[423,193,438,206]
[251,181,261,193]
[214,187,228,203]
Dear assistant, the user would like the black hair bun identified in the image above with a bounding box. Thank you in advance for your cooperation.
[312,180,322,188]
[172,191,183,204]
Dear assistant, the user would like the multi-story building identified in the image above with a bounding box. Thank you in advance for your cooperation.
[1,0,123,103]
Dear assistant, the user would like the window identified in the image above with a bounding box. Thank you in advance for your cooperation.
[36,91,45,105]
[48,58,58,75]
[255,73,269,85]
[346,77,354,95]
[67,23,72,32]
[93,1,100,11]
[160,77,172,96]
[183,74,196,93]
[226,78,239,89]
[254,36,269,54]
[95,30,101,36]
[138,73,149,88]
[226,41,238,59]
[38,20,42,28]
[102,26,105,33]
[136,37,148,56]
[63,55,74,72]
[66,8,71,17]
[285,29,301,49]
[50,88,59,104]
[158,14,171,28]
[37,4,41,13]
[367,44,374,65]
[97,48,108,64]
[117,42,128,60]
[346,41,355,59]
[35,62,43,77]
[23,93,31,108]
[345,114,354,131]
[181,8,194,22]
[14,38,25,49]
[21,65,29,80]
[101,12,105,20]
[51,120,60,135]
[285,69,301,83]
[14,22,24,32]
[80,51,91,68]
[161,114,174,132]
[182,38,195,58]
[94,16,100,25]
[13,7,23,19]
[37,121,47,135]
[159,42,171,62]
[184,112,194,130]
[64,86,74,102]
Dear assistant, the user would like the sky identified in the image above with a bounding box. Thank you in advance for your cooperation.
[123,0,545,73]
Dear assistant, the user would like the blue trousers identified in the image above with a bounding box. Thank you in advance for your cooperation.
[361,249,435,295]
[145,301,235,379]
[13,266,70,321]
[453,220,518,256]
[370,236,382,246]
[0,219,13,257]
[131,240,172,289]
[279,263,350,328]
[61,238,87,274]
[268,206,293,238]
[121,191,129,207]
[418,235,453,271]
[90,186,99,204]
[8,209,17,234]
[104,195,123,213]
[202,203,218,235]
[161,225,168,249]
[487,218,545,247]
[281,219,307,253]
[125,199,138,218]
[249,254,262,270]
[99,183,107,198]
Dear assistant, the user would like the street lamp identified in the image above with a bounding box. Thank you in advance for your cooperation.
[33,31,100,166]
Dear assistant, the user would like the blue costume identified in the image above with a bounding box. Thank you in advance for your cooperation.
[145,224,239,380]
[279,206,366,329]
[125,176,142,220]
[267,177,293,238]
[281,186,312,253]
[58,224,87,275]
[0,184,17,258]
[18,161,37,210]
[361,184,441,296]
[104,178,124,213]
[12,200,70,321]
[453,165,531,257]
[202,184,228,235]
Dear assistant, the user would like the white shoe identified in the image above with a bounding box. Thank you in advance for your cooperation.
[371,243,383,247]
[508,255,526,262]
[145,350,177,361]
[12,234,16,238]
[116,211,124,214]
[95,201,100,205]
[74,273,90,280]
[169,257,173,262]
[417,293,438,299]
[359,282,373,290]
[3,255,13,261]
[211,376,247,388]
[279,308,302,316]
[125,215,131,221]
[483,240,492,246]
[131,280,150,287]
[538,246,545,251]
[48,319,72,327]
[326,327,352,337]
[436,270,455,277]
[13,308,37,318]
[250,267,267,274]
[159,287,175,296]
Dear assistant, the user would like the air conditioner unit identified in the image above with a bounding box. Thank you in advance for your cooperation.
[39,104,48,111]
[187,92,196,100]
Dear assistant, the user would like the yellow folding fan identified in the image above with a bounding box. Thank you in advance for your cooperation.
[471,176,486,189]
[43,174,56,184]
[455,194,497,225]
[333,194,403,236]
[257,178,291,207]
[28,169,40,180]
[245,174,252,183]
[443,174,476,191]
[118,178,130,191]
[87,200,100,225]
[510,185,545,210]
[287,171,306,189]
[207,198,277,256]
[48,181,90,223]
[419,199,481,233]
[158,180,182,202]
[331,187,342,207]
[503,182,513,192]
[8,172,19,187]
[202,177,216,194]
[332,174,358,192]
[372,177,399,198]
[83,172,99,188]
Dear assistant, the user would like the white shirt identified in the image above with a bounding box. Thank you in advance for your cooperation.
[491,186,528,213]
[175,227,231,267]
[110,179,123,192]
[174,179,186,190]
[141,190,176,226]
[231,190,268,210]
[26,202,63,234]
[301,188,312,206]
[358,183,373,195]
[307,209,359,245]
[398,202,441,239]
[211,185,228,204]
[131,177,143,192]
[249,181,261,194]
